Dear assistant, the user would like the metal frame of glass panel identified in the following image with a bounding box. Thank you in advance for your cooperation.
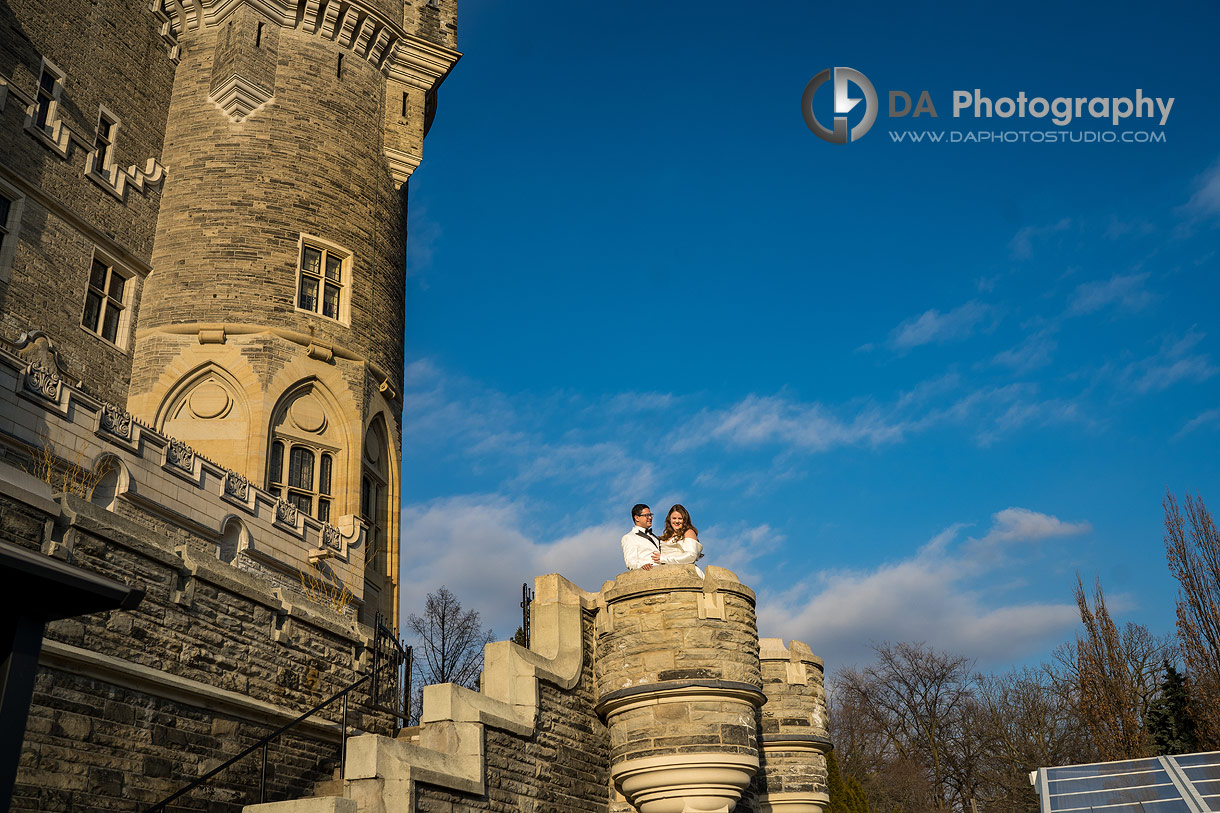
[1034,752,1220,813]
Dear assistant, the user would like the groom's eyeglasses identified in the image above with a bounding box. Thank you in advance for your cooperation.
[638,512,653,518]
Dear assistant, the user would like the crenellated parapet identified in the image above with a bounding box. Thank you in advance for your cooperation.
[755,638,832,813]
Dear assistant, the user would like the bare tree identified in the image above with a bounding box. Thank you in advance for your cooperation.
[1164,491,1220,748]
[835,642,975,813]
[405,586,494,722]
[1058,576,1172,760]
[972,667,1093,813]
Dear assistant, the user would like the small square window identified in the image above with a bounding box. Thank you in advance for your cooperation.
[82,256,130,347]
[296,238,349,323]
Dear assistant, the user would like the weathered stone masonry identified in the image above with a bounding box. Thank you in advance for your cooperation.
[243,567,829,813]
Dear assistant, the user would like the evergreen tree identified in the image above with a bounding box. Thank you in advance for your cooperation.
[827,749,869,813]
[1147,661,1199,755]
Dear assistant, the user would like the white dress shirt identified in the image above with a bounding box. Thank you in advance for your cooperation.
[621,526,661,570]
[622,526,705,576]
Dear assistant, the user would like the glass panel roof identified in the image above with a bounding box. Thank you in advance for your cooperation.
[1036,752,1220,813]
[1051,783,1181,808]
[1184,764,1220,783]
[1048,771,1165,795]
[1049,758,1162,780]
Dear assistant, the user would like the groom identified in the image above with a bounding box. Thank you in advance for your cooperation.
[621,504,663,571]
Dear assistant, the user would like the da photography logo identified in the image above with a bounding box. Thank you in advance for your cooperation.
[802,67,878,144]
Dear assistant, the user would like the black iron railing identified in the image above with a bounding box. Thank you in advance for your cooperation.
[520,582,533,649]
[145,617,411,812]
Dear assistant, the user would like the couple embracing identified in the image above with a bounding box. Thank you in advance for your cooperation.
[621,503,704,578]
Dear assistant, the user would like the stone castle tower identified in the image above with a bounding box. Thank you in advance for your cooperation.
[1,0,459,626]
[124,0,461,624]
[0,0,459,806]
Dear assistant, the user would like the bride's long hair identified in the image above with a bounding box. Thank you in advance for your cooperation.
[660,504,698,541]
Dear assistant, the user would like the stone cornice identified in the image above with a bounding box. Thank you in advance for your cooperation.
[385,33,462,90]
[154,0,462,88]
[595,679,766,718]
[759,733,834,752]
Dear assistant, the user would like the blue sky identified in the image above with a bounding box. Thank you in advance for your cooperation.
[397,0,1220,673]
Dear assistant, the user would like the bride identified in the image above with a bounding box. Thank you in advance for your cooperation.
[659,504,704,576]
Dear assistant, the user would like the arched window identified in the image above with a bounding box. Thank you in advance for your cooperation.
[266,385,342,523]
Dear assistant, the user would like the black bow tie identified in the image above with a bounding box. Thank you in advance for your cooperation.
[639,528,656,539]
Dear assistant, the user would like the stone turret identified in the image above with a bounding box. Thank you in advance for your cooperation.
[595,565,765,813]
[755,638,832,812]
[123,0,460,625]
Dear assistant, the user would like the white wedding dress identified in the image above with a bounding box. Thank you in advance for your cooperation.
[660,534,704,578]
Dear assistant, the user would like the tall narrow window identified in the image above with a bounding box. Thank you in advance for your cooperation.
[0,194,11,257]
[82,256,129,346]
[93,113,116,175]
[296,239,349,323]
[318,453,332,522]
[268,440,284,496]
[35,68,59,129]
[287,446,315,515]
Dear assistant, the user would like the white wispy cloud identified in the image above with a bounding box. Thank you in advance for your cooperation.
[980,507,1092,544]
[1182,155,1220,220]
[1010,218,1071,260]
[1175,408,1220,439]
[669,378,1088,457]
[756,508,1091,668]
[1068,272,1156,315]
[992,328,1058,373]
[399,494,625,636]
[670,394,910,454]
[1122,330,1216,394]
[889,301,995,350]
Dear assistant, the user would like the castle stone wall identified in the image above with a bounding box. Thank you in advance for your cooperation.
[0,0,172,400]
[9,486,394,812]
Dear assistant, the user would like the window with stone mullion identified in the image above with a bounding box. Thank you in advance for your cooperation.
[297,243,344,320]
[82,258,126,344]
[269,441,334,521]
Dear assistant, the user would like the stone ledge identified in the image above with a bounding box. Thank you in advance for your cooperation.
[39,639,343,740]
[759,733,833,752]
[602,565,756,605]
[0,461,59,517]
[757,790,831,813]
[596,679,766,718]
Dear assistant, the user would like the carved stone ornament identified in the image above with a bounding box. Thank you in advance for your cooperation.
[276,499,298,525]
[99,402,133,439]
[24,362,61,400]
[322,524,341,550]
[165,437,195,471]
[224,470,249,501]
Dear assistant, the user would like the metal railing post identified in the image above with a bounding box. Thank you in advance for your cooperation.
[260,740,268,803]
